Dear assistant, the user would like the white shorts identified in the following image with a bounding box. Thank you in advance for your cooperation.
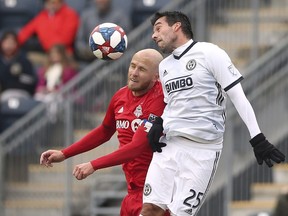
[143,136,222,216]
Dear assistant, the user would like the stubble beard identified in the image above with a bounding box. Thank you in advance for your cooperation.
[127,79,152,95]
[158,37,177,54]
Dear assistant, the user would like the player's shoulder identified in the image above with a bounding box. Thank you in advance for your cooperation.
[195,41,224,53]
[153,81,163,93]
[115,86,129,95]
[111,85,128,99]
[150,81,164,99]
[159,54,174,67]
[195,42,229,61]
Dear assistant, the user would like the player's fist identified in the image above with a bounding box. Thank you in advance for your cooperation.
[40,150,65,167]
[73,162,95,180]
[147,117,166,153]
[250,133,285,167]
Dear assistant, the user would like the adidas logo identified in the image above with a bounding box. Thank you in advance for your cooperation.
[163,70,168,76]
[118,107,124,113]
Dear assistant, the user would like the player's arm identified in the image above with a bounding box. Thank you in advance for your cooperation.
[147,116,166,153]
[40,97,116,167]
[40,124,115,167]
[61,123,115,158]
[91,120,152,169]
[61,95,117,158]
[72,120,153,180]
[226,83,260,138]
[227,83,285,167]
[145,83,167,152]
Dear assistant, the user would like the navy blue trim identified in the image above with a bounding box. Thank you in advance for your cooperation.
[173,41,197,60]
[224,76,244,92]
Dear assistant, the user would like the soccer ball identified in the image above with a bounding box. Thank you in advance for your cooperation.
[89,23,128,60]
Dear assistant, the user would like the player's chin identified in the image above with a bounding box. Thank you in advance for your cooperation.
[127,81,138,89]
[157,43,172,54]
[156,41,165,49]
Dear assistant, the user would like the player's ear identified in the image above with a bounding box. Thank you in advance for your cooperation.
[154,72,159,80]
[173,22,182,32]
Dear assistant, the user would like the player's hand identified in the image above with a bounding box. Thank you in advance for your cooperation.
[147,117,166,153]
[73,162,95,180]
[40,150,65,167]
[250,133,285,167]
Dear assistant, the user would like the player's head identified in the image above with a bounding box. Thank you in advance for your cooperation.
[127,49,163,96]
[151,11,193,53]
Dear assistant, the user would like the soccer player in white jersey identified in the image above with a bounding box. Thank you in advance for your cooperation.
[140,11,285,216]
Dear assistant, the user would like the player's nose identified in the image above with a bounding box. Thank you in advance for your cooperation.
[152,32,157,41]
[130,68,139,76]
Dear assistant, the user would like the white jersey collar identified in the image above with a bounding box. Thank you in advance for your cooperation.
[172,39,196,60]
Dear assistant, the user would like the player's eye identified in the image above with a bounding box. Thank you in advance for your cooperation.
[156,26,161,32]
[139,67,147,72]
[129,63,136,69]
[153,26,160,33]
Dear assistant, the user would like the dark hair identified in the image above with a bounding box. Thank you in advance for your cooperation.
[151,11,194,39]
[0,30,19,54]
[0,30,18,44]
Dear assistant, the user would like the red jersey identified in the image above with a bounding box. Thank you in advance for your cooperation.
[109,81,164,191]
[62,81,165,191]
[18,4,79,53]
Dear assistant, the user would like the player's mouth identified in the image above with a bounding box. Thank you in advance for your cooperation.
[156,40,164,47]
[155,39,161,44]
[130,78,138,83]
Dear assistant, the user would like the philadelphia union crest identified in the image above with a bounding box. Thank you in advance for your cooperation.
[143,183,152,196]
[186,59,196,71]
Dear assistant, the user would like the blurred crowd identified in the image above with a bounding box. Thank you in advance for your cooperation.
[0,0,170,133]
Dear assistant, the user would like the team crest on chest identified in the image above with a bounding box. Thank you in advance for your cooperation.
[134,105,143,117]
[186,59,197,71]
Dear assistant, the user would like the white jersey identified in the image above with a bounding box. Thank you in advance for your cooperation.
[159,39,243,143]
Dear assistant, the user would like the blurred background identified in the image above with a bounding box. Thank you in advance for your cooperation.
[0,0,287,215]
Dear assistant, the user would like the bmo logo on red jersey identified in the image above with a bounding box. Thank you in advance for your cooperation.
[116,119,142,132]
[116,120,129,129]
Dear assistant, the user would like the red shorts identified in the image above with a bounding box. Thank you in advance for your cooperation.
[120,189,170,216]
[120,190,142,216]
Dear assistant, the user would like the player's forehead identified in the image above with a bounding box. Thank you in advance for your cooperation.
[131,57,147,67]
[154,17,168,27]
[131,55,152,70]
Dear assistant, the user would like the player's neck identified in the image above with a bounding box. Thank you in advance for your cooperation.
[131,82,156,97]
[175,38,191,49]
[132,90,148,97]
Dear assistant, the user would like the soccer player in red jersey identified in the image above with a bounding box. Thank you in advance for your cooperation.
[40,49,169,215]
